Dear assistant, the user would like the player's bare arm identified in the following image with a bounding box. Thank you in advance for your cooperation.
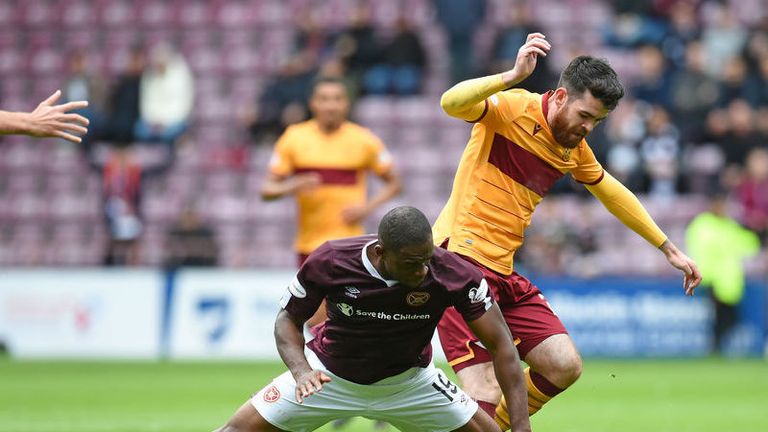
[0,90,89,143]
[260,172,322,200]
[440,32,551,121]
[585,171,702,296]
[341,170,402,225]
[273,309,331,403]
[467,304,531,432]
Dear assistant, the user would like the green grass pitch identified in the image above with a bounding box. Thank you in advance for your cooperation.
[1,357,766,431]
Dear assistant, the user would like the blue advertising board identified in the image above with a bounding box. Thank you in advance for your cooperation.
[532,275,766,357]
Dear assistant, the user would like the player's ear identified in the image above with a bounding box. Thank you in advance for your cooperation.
[373,243,385,258]
[554,87,568,107]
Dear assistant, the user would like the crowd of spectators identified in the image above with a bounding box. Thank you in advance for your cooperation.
[0,0,765,274]
[62,42,194,266]
[240,0,767,275]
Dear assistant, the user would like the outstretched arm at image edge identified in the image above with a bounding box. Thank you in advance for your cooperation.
[0,90,89,143]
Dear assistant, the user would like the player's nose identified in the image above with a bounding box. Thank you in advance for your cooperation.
[415,265,428,279]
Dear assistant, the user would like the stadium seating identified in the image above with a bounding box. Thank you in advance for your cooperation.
[0,0,733,271]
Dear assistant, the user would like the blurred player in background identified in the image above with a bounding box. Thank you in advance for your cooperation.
[216,206,531,432]
[434,33,702,429]
[0,90,89,143]
[261,75,402,329]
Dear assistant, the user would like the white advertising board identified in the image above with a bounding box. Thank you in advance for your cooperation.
[0,269,162,358]
[167,269,291,359]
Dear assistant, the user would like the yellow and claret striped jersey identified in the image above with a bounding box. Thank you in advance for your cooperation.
[269,119,393,254]
[433,89,605,275]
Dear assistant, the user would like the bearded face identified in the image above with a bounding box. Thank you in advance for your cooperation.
[550,90,611,149]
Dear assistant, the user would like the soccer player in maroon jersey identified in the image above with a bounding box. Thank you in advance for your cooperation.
[0,90,89,143]
[216,206,532,432]
[435,32,702,429]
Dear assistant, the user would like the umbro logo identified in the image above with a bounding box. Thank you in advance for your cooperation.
[344,286,360,298]
[533,124,542,135]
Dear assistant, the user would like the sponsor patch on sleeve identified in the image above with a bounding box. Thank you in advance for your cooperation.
[279,275,306,308]
[288,276,307,298]
[468,279,492,310]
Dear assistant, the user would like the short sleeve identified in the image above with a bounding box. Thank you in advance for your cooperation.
[278,243,333,321]
[452,277,494,323]
[268,128,295,177]
[364,130,394,176]
[570,142,605,185]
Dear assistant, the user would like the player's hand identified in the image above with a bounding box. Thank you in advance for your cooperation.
[26,90,90,143]
[294,369,332,404]
[291,173,322,194]
[660,241,702,296]
[341,204,368,225]
[506,33,551,84]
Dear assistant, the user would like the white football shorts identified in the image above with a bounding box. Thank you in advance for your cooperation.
[250,350,478,432]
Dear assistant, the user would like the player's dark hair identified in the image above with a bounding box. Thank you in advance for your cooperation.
[378,206,432,252]
[558,56,624,110]
[311,75,349,96]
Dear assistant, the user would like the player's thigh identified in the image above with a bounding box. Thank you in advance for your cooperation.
[250,370,364,432]
[377,367,479,432]
[217,400,286,432]
[501,287,568,360]
[456,362,500,403]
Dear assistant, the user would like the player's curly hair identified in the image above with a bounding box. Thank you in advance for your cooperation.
[378,206,432,251]
[558,56,625,110]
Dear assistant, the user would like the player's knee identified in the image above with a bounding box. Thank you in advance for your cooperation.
[458,365,501,403]
[465,380,502,403]
[551,350,582,387]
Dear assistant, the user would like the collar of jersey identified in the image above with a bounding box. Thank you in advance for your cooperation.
[361,239,399,287]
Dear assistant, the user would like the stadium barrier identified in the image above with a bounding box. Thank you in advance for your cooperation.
[0,269,765,359]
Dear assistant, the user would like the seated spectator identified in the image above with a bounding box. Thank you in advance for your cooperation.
[164,204,219,268]
[101,45,144,147]
[244,54,316,144]
[670,40,720,142]
[433,0,486,83]
[701,3,748,79]
[62,49,107,148]
[658,0,701,71]
[135,43,194,145]
[734,148,768,240]
[721,99,761,169]
[716,57,761,107]
[601,1,667,48]
[486,1,555,93]
[334,3,382,93]
[630,45,673,107]
[363,17,426,95]
[638,106,685,197]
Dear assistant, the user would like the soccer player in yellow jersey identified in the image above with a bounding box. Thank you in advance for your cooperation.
[434,33,702,429]
[261,76,402,327]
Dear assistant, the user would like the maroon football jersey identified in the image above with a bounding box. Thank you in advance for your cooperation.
[280,234,492,384]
